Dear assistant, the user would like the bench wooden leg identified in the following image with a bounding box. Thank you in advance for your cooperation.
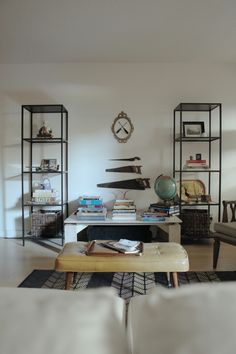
[166,272,172,287]
[172,272,179,288]
[73,272,77,284]
[65,272,74,290]
[213,239,221,269]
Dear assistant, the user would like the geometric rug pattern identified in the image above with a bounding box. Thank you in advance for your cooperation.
[19,270,236,302]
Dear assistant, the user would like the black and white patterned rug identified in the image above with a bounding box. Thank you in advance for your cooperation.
[19,270,236,302]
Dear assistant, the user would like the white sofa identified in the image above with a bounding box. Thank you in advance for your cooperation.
[0,282,236,354]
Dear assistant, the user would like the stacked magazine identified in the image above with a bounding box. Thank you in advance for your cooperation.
[100,239,141,254]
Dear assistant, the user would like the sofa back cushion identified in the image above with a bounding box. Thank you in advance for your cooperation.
[0,287,129,354]
[127,282,236,354]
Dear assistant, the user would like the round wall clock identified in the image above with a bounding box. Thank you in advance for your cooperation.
[111,111,134,143]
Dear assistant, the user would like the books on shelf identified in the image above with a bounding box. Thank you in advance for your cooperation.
[184,159,209,169]
[32,189,58,204]
[112,199,137,220]
[77,196,107,220]
[186,159,206,164]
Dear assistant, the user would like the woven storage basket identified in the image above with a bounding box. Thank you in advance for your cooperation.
[180,209,211,239]
[31,210,62,237]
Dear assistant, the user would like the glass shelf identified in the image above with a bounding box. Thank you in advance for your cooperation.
[22,104,68,114]
[174,103,220,112]
[23,138,68,143]
[175,136,220,142]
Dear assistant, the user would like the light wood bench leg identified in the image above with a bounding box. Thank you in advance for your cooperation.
[172,272,179,288]
[65,272,74,290]
[166,272,171,287]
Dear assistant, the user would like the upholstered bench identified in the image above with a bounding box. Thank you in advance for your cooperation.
[55,241,189,289]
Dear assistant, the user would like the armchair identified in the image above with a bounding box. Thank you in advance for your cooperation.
[213,200,236,268]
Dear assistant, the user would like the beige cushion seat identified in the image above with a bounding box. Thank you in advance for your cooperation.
[55,241,189,289]
[214,221,236,238]
[213,200,236,268]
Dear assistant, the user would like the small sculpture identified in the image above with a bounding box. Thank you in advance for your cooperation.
[37,121,53,138]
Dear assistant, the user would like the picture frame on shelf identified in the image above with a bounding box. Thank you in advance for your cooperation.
[40,158,58,171]
[196,153,202,160]
[183,121,205,137]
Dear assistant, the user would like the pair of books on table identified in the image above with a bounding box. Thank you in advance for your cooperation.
[141,211,166,222]
[86,239,143,256]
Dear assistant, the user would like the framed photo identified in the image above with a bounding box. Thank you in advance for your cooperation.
[40,159,58,171]
[183,121,205,137]
[196,153,202,160]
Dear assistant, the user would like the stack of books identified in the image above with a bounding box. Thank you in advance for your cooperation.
[141,211,165,222]
[112,199,137,220]
[77,196,107,220]
[32,190,58,204]
[149,203,180,216]
[184,159,209,169]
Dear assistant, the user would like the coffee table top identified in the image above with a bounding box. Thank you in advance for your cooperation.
[64,212,182,225]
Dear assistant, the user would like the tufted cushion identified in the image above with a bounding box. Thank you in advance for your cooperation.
[214,221,236,238]
[0,287,129,354]
[127,282,236,354]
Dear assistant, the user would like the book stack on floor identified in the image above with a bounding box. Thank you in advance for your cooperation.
[183,159,209,169]
[112,199,137,220]
[148,203,180,216]
[77,196,107,220]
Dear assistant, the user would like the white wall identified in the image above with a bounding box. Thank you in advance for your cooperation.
[0,62,236,237]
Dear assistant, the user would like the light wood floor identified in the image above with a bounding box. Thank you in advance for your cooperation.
[0,238,236,288]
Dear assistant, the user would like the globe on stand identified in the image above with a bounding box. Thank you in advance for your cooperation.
[154,175,177,205]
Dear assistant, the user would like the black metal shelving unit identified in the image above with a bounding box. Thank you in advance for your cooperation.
[173,103,222,239]
[21,104,68,246]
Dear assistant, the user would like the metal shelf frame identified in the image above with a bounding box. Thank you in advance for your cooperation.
[21,104,69,246]
[173,102,222,224]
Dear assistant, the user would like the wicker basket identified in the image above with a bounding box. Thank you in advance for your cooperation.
[180,209,211,239]
[31,210,62,237]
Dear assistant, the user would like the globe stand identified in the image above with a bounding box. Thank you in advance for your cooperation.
[157,199,175,206]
